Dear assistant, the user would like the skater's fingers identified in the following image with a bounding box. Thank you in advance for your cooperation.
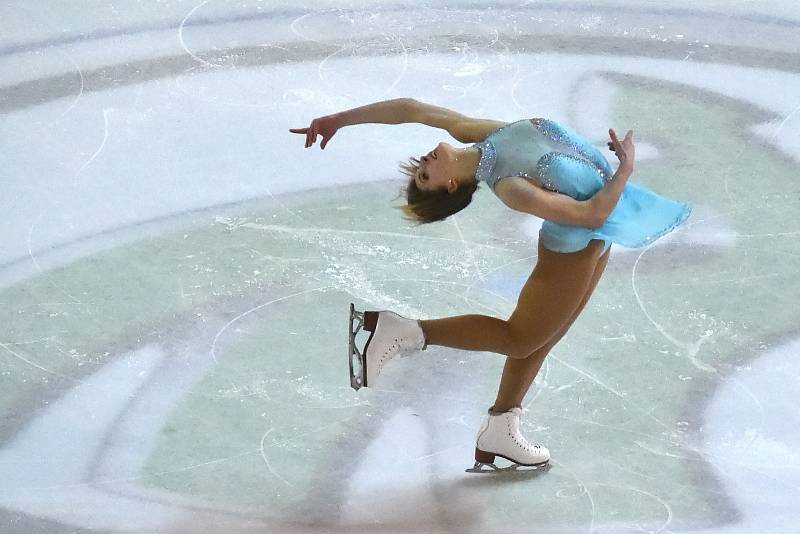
[289,128,308,134]
[609,130,624,152]
[609,130,622,150]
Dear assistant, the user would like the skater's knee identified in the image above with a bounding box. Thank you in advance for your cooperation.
[506,331,548,359]
[506,318,564,359]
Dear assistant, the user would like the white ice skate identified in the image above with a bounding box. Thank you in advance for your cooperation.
[347,303,427,390]
[468,407,551,473]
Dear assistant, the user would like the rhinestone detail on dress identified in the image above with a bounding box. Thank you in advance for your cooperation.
[534,152,598,192]
[472,120,525,187]
[474,140,497,185]
[531,118,611,181]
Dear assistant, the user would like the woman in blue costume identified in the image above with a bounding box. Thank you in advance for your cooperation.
[291,98,691,472]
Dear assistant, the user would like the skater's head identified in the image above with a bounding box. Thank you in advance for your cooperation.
[396,142,481,224]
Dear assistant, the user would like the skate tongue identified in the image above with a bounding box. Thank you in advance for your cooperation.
[488,407,523,416]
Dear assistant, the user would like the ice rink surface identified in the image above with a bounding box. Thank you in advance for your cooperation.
[1,1,799,532]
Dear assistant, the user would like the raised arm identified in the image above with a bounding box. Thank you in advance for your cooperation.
[495,127,634,229]
[589,129,635,221]
[495,177,603,229]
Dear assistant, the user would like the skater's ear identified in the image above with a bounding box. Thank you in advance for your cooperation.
[396,160,479,224]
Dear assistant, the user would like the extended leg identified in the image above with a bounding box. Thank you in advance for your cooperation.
[492,243,610,411]
[420,241,603,359]
[419,314,513,355]
[353,239,604,391]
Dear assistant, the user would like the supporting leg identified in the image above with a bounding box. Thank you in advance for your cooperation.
[503,239,606,359]
[492,244,610,412]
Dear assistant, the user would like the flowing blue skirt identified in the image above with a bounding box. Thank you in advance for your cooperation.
[539,181,692,254]
[532,121,692,254]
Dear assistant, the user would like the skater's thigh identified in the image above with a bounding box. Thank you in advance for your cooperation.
[506,239,606,356]
[523,243,611,358]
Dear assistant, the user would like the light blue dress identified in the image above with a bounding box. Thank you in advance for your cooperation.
[472,118,691,255]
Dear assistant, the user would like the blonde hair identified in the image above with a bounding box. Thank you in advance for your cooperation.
[393,156,480,225]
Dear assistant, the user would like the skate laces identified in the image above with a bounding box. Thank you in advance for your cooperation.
[377,339,401,373]
[508,411,542,451]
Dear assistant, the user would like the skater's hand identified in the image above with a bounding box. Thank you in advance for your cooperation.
[290,114,341,150]
[607,129,635,170]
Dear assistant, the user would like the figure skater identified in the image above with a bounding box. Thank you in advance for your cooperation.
[290,98,691,471]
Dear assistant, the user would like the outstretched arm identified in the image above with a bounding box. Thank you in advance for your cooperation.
[333,98,416,126]
[290,98,500,149]
[290,98,415,149]
[330,98,482,136]
[407,100,508,143]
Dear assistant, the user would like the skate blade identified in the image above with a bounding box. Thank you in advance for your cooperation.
[348,303,366,391]
[465,461,551,474]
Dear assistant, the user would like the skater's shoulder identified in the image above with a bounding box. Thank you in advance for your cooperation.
[481,118,542,144]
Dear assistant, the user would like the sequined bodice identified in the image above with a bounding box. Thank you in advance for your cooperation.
[472,118,613,201]
[470,119,691,254]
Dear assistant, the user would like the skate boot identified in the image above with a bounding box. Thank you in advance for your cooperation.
[347,303,427,390]
[469,407,550,472]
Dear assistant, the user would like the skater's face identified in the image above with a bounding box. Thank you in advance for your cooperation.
[416,142,459,194]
